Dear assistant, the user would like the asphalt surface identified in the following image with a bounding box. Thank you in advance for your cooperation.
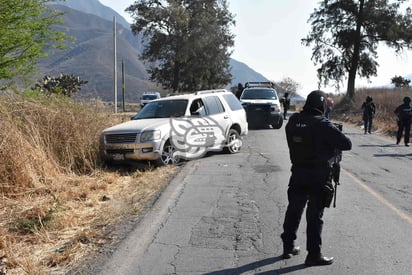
[83,120,412,275]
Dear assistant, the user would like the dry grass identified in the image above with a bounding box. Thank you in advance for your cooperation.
[332,87,412,136]
[0,91,176,274]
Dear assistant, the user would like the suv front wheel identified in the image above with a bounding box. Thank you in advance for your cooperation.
[156,140,180,166]
[271,117,283,129]
[224,129,242,154]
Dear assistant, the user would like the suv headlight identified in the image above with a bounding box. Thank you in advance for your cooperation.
[271,104,280,113]
[140,130,161,143]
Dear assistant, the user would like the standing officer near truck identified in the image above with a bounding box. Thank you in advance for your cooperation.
[282,92,291,120]
[280,90,352,266]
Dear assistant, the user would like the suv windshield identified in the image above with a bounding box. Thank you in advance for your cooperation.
[241,89,277,100]
[134,99,188,119]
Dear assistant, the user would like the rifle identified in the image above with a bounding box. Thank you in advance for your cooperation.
[332,161,341,208]
[331,123,343,208]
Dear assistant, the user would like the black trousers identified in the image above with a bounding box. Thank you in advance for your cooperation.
[363,115,373,133]
[397,120,411,145]
[281,167,330,255]
[283,108,288,119]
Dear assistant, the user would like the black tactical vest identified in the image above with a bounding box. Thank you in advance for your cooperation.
[286,113,324,167]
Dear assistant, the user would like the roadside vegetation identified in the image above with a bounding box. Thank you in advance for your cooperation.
[0,90,176,274]
[303,1,412,100]
[333,87,412,137]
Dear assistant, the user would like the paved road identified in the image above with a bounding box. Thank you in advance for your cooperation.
[86,122,412,275]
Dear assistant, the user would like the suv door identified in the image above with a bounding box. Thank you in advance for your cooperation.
[221,93,248,135]
[202,95,232,149]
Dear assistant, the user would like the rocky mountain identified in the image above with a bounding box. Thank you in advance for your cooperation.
[39,0,268,102]
[52,0,131,29]
[229,59,268,86]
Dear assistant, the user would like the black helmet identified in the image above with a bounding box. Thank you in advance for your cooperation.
[403,96,411,103]
[303,90,327,114]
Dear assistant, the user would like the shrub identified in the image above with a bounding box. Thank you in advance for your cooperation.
[33,73,88,97]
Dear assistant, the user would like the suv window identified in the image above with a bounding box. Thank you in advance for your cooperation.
[190,99,206,116]
[135,99,187,119]
[241,89,277,100]
[204,96,225,115]
[222,93,243,111]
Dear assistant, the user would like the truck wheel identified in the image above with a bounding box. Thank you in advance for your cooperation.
[272,117,283,129]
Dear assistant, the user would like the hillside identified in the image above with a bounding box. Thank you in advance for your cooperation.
[38,5,150,102]
[229,59,268,85]
[51,0,131,29]
[39,2,269,103]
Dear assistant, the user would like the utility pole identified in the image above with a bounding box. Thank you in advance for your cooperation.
[122,58,126,112]
[113,16,118,113]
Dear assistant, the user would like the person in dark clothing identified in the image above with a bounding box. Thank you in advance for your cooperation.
[282,93,291,120]
[281,90,352,266]
[235,83,244,99]
[394,96,412,146]
[325,93,334,119]
[361,96,376,134]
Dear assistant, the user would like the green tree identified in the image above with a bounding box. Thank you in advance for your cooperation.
[0,0,66,81]
[126,0,235,92]
[303,0,412,100]
[391,75,411,87]
[275,77,301,97]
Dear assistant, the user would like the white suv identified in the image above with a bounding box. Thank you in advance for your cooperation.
[100,89,248,166]
[140,92,161,107]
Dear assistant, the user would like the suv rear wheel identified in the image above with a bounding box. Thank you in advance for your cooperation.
[224,129,242,154]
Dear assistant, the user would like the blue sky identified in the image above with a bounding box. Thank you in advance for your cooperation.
[99,0,412,96]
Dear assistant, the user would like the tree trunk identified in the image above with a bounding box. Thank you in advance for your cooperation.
[347,68,356,100]
[346,0,365,100]
[172,62,180,93]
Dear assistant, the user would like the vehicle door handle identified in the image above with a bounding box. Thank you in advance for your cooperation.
[224,115,229,119]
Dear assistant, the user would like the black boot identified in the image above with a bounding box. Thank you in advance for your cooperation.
[282,246,300,259]
[304,253,334,266]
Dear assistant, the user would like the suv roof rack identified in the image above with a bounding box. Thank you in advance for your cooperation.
[194,89,228,95]
[244,82,276,88]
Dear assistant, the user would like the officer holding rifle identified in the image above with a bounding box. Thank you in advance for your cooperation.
[280,90,352,266]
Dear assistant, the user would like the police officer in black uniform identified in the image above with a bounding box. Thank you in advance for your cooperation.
[282,92,291,120]
[235,83,244,99]
[394,96,412,146]
[280,90,352,266]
